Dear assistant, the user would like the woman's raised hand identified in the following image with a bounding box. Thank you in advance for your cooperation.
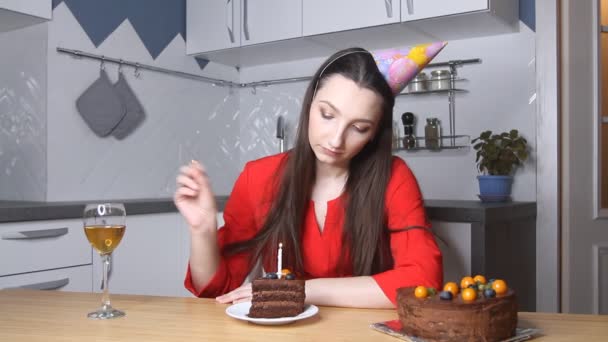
[174,160,218,233]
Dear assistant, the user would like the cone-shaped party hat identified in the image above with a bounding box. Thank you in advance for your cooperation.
[372,41,448,95]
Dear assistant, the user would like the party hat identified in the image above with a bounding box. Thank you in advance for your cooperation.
[372,41,448,95]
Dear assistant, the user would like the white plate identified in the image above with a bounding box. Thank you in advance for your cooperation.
[225,301,318,325]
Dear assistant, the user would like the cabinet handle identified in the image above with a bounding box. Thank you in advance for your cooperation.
[243,0,250,40]
[226,0,235,43]
[7,278,70,291]
[1,227,68,240]
[601,25,608,33]
[406,0,414,15]
[603,117,608,123]
[384,0,393,18]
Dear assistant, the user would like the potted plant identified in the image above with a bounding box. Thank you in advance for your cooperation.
[472,129,529,201]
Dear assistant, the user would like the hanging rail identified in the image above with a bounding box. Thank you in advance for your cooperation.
[56,47,238,87]
[243,58,481,89]
[56,47,480,90]
[422,58,481,68]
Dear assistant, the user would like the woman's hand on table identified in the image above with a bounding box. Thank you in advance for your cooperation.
[216,283,252,304]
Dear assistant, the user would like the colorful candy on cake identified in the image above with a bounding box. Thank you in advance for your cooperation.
[248,243,306,318]
[396,275,517,342]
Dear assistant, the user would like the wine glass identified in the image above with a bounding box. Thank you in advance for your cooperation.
[83,203,126,319]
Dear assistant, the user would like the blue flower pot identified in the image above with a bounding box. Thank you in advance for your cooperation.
[477,175,513,201]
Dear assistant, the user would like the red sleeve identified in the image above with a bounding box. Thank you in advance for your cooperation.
[371,158,443,305]
[184,161,259,298]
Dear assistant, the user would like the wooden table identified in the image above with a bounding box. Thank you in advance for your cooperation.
[1,290,607,341]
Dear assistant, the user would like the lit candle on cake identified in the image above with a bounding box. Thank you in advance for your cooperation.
[277,242,283,279]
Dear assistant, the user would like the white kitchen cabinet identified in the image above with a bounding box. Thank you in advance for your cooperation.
[0,0,51,32]
[240,0,302,46]
[187,0,301,54]
[303,0,400,36]
[0,265,92,292]
[186,0,241,54]
[402,0,517,42]
[93,213,187,297]
[188,0,517,67]
[0,219,92,277]
[0,218,93,293]
[400,0,488,22]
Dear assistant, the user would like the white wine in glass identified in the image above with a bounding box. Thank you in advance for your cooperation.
[83,203,126,319]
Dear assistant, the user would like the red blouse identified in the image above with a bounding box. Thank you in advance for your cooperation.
[184,153,443,304]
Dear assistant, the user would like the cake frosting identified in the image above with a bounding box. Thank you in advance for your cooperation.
[396,286,518,342]
[248,277,305,318]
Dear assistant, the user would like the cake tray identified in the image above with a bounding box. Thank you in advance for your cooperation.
[370,319,541,342]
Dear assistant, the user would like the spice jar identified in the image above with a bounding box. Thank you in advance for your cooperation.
[401,112,417,150]
[408,72,428,93]
[424,118,441,150]
[403,126,417,149]
[429,70,451,91]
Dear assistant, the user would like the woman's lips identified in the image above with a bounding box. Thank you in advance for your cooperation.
[322,146,343,157]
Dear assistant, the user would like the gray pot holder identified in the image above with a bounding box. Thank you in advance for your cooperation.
[111,72,146,140]
[76,69,126,137]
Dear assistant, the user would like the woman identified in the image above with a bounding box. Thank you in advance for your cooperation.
[175,47,443,309]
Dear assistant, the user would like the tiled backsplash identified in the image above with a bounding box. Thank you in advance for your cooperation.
[0,23,47,201]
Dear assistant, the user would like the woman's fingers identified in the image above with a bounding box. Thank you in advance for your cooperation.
[216,290,250,304]
[216,283,252,304]
[179,162,211,191]
[176,174,200,190]
[190,161,210,190]
[174,186,197,199]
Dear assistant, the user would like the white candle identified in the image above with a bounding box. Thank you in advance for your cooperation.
[277,242,283,279]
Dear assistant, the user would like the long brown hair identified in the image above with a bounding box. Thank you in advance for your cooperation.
[225,48,395,276]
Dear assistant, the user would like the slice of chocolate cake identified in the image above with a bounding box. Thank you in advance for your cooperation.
[248,274,306,318]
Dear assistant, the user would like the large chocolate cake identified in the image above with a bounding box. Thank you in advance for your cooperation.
[248,276,306,318]
[396,287,517,342]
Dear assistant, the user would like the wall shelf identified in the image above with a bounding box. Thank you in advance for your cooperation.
[398,88,468,96]
[394,59,480,152]
[393,135,470,152]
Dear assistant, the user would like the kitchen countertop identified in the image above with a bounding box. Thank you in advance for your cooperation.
[0,197,534,223]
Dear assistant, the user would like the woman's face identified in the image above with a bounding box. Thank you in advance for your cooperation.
[308,74,384,169]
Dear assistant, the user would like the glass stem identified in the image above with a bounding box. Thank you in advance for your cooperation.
[102,253,111,308]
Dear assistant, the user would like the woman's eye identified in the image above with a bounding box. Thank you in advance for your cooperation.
[321,111,333,119]
[353,125,370,133]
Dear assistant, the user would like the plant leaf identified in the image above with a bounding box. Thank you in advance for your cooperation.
[474,129,528,176]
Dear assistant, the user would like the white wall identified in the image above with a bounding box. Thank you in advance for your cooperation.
[0,23,47,201]
[45,3,240,201]
[238,23,537,202]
